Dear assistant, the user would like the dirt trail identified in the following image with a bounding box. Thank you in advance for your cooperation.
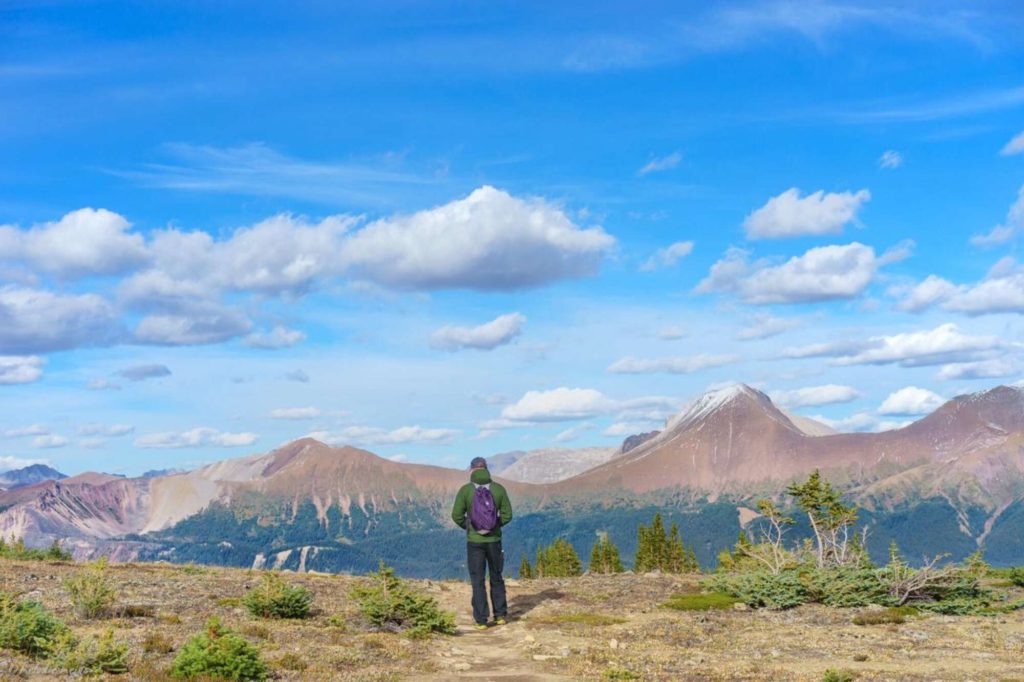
[407,584,573,682]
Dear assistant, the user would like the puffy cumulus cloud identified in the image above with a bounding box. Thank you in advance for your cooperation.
[970,184,1024,247]
[269,407,323,420]
[898,257,1024,316]
[243,326,306,349]
[77,424,134,437]
[134,428,258,449]
[0,208,148,279]
[133,308,252,346]
[737,313,801,341]
[1002,131,1024,156]
[0,287,119,354]
[781,339,874,359]
[640,241,694,271]
[310,425,458,446]
[430,313,525,351]
[878,150,903,169]
[937,358,1022,381]
[896,275,961,313]
[772,384,861,408]
[340,186,614,290]
[637,151,682,176]
[878,387,946,415]
[831,324,1003,368]
[743,188,870,239]
[32,434,68,449]
[697,242,909,304]
[0,356,45,385]
[607,353,740,375]
[502,387,615,422]
[117,364,171,381]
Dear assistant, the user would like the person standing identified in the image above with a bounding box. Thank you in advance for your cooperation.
[451,456,513,629]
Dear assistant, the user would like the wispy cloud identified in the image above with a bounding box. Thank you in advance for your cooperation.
[637,152,682,176]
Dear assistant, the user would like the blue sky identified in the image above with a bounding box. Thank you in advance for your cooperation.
[2,0,1024,475]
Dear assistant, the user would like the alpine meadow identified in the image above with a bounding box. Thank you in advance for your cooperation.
[3,2,1024,681]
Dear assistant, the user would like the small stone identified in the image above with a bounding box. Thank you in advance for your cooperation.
[453,662,472,671]
[609,638,619,650]
[533,654,558,661]
[523,634,536,643]
[732,602,749,611]
[559,647,570,657]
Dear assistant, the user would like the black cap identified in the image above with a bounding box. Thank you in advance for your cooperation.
[470,456,487,469]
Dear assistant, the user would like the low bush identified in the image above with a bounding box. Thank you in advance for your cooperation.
[823,669,857,682]
[273,652,308,671]
[711,570,808,610]
[242,573,312,619]
[807,565,892,608]
[351,562,456,638]
[47,627,129,675]
[143,631,175,654]
[1006,567,1024,588]
[0,592,69,658]
[170,617,267,681]
[663,591,741,611]
[603,669,640,681]
[852,606,917,626]
[64,557,116,619]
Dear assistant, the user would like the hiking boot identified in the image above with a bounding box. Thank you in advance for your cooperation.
[473,623,488,631]
[494,617,507,626]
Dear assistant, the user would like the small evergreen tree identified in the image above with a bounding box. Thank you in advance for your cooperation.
[589,533,624,574]
[519,556,533,579]
[635,513,699,574]
[535,538,582,577]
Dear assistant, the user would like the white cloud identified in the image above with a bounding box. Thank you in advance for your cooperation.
[243,326,306,349]
[743,188,870,239]
[340,186,614,290]
[430,312,526,351]
[269,407,323,420]
[4,424,49,438]
[1001,131,1024,156]
[285,369,310,383]
[32,434,68,449]
[602,421,656,437]
[607,353,739,375]
[641,240,694,271]
[781,339,872,359]
[832,323,1003,367]
[133,309,251,346]
[878,150,903,169]
[772,384,860,408]
[937,358,1022,381]
[0,356,45,385]
[118,364,171,381]
[657,326,687,340]
[502,388,615,422]
[737,313,801,340]
[312,425,458,446]
[554,424,593,443]
[896,275,961,312]
[0,208,148,279]
[810,412,879,433]
[134,428,258,448]
[0,287,119,353]
[87,378,121,391]
[638,151,682,176]
[879,387,945,415]
[697,242,907,304]
[970,184,1024,247]
[77,424,134,437]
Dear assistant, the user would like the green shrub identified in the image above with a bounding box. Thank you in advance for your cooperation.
[663,591,741,611]
[711,570,808,610]
[807,565,892,608]
[273,652,308,671]
[64,557,116,619]
[47,627,129,675]
[603,668,641,680]
[1006,567,1024,588]
[852,606,917,626]
[0,592,69,658]
[170,617,267,681]
[351,562,456,638]
[823,669,857,682]
[242,573,312,619]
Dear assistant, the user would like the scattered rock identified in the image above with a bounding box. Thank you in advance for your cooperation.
[609,638,619,650]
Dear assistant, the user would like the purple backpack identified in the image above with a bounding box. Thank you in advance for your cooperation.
[469,484,499,532]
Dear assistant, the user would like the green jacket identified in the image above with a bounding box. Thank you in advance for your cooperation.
[451,468,513,543]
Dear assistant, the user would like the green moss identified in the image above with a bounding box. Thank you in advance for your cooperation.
[663,591,741,611]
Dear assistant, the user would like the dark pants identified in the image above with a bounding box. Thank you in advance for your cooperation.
[467,541,507,625]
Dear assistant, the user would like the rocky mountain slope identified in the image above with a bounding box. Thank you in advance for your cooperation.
[493,446,619,484]
[0,463,66,491]
[3,383,1024,573]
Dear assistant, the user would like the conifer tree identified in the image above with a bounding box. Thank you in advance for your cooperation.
[589,533,624,574]
[519,555,534,579]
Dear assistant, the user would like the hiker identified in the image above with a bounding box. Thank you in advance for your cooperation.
[451,456,513,629]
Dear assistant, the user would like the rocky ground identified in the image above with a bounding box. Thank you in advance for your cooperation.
[1,559,1023,681]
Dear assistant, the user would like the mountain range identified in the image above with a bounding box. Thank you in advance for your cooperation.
[2,383,1024,576]
[0,464,66,492]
